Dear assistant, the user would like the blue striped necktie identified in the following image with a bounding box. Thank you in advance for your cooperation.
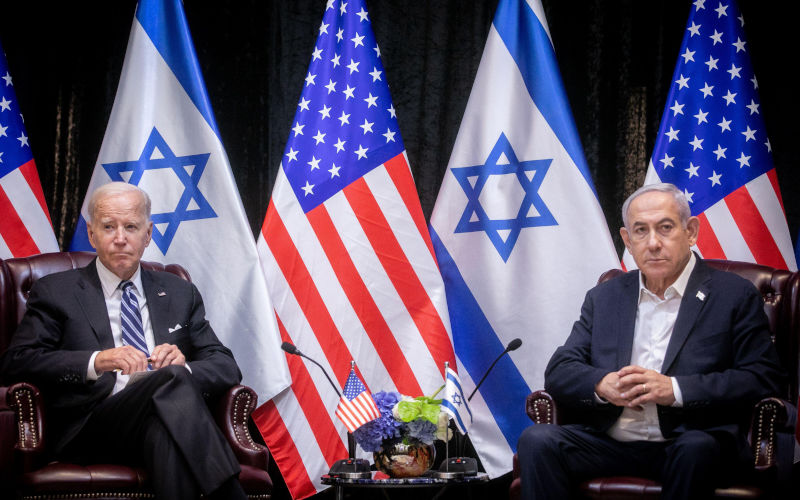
[120,280,149,356]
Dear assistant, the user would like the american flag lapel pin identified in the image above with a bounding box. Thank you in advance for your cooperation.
[696,291,706,301]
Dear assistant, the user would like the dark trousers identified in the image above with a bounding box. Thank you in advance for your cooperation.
[517,423,739,500]
[61,365,243,500]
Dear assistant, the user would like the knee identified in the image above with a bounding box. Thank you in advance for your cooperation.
[151,364,192,383]
[518,424,561,460]
[670,430,722,464]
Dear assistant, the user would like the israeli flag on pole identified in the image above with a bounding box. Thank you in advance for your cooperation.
[442,366,472,435]
[69,0,290,401]
[430,0,619,477]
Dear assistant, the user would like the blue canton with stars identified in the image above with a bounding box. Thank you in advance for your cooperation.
[652,0,773,214]
[453,133,556,262]
[102,127,217,254]
[0,46,33,180]
[282,0,405,213]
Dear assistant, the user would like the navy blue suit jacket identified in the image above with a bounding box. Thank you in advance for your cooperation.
[0,259,241,452]
[545,257,783,449]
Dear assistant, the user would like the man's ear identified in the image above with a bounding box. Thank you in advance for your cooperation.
[620,226,631,251]
[145,221,153,247]
[686,216,700,246]
[86,223,98,251]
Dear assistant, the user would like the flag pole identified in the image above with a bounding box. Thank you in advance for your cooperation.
[347,360,356,458]
[444,361,451,471]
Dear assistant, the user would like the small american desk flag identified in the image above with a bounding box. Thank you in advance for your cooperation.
[623,0,796,271]
[335,369,380,433]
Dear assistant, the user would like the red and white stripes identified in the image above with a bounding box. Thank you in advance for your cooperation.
[255,152,455,499]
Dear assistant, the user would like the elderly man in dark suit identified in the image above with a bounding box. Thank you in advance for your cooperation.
[0,182,247,500]
[517,183,784,499]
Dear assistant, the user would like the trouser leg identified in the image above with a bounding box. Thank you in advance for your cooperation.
[517,424,664,500]
[61,365,240,497]
[660,430,726,500]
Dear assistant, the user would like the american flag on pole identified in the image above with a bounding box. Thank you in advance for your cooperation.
[335,369,380,433]
[253,0,456,497]
[0,42,58,258]
[623,0,796,271]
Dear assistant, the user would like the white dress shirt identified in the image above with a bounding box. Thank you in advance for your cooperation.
[607,253,695,442]
[87,260,155,395]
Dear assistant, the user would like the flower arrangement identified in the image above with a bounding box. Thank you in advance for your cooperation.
[353,391,451,453]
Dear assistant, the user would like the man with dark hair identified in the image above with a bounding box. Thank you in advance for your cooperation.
[1,182,247,500]
[517,182,784,499]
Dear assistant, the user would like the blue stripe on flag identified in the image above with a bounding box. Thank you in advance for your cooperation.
[69,216,93,251]
[430,226,532,450]
[135,0,220,137]
[493,0,596,194]
[442,399,469,434]
[446,371,473,420]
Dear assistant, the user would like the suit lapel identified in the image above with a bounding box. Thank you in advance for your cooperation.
[75,261,115,350]
[662,259,711,373]
[142,269,172,345]
[617,271,639,368]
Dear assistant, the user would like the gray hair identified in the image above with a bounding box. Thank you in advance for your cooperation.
[88,182,152,223]
[621,183,691,229]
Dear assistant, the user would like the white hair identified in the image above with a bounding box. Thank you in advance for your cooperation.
[621,183,691,229]
[88,182,152,223]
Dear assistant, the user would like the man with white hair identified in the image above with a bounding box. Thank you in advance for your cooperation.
[517,183,784,499]
[1,182,247,499]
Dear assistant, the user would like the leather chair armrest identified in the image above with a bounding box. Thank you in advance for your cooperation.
[525,390,559,425]
[749,397,791,471]
[214,384,270,471]
[5,382,46,473]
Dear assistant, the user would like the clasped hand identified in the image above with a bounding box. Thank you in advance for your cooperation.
[595,365,675,410]
[94,344,186,374]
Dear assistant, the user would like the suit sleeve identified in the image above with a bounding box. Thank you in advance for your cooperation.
[178,282,243,399]
[674,282,783,410]
[544,287,615,409]
[0,279,95,387]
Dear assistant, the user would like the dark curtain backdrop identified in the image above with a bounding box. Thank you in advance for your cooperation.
[2,0,798,255]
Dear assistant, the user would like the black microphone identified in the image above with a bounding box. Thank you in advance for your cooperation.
[281,342,340,397]
[281,342,370,477]
[467,338,522,402]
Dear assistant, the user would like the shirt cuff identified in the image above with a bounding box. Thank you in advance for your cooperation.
[184,362,192,374]
[670,377,683,407]
[594,392,608,404]
[87,351,100,380]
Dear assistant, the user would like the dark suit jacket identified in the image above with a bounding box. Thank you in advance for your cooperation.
[0,259,242,452]
[544,257,783,451]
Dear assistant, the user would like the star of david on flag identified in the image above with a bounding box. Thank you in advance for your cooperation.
[442,366,472,435]
[101,127,217,254]
[623,0,796,271]
[453,132,555,262]
[430,0,619,478]
[69,0,289,405]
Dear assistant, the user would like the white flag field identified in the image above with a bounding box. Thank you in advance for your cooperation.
[68,0,290,402]
[430,0,620,477]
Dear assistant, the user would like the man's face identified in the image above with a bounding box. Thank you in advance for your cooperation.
[620,191,699,293]
[87,191,153,280]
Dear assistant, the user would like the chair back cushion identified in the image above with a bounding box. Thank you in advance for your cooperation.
[0,251,191,357]
[599,259,800,402]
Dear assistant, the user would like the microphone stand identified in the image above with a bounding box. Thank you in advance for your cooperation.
[281,343,371,478]
[436,339,522,476]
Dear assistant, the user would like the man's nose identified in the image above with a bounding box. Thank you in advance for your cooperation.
[112,227,127,243]
[645,229,662,249]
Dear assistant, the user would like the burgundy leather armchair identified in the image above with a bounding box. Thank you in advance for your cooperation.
[0,251,273,499]
[509,259,800,499]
